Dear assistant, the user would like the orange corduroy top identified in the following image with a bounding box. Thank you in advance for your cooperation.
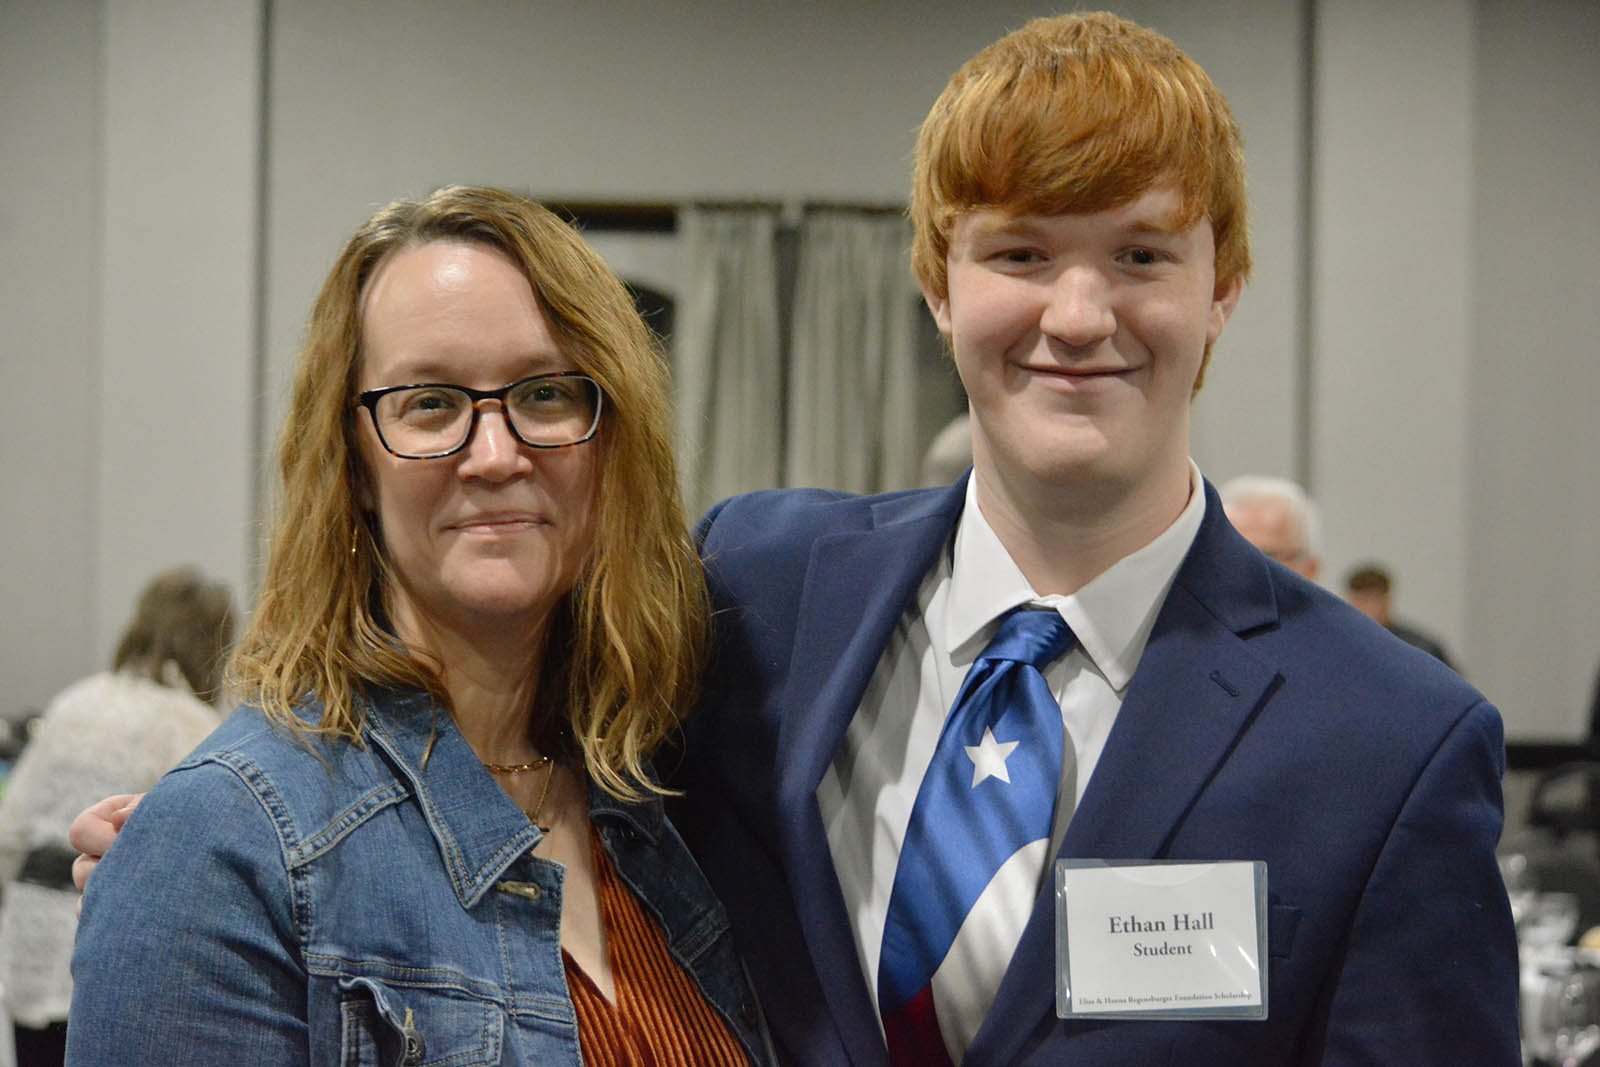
[562,829,750,1066]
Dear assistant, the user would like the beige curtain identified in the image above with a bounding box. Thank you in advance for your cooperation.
[784,209,922,493]
[673,206,782,518]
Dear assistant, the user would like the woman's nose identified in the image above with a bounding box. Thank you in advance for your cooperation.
[456,400,533,481]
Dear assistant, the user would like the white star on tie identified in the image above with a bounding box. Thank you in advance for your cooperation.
[965,727,1020,787]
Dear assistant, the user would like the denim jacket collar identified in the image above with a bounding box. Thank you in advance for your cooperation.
[589,778,667,842]
[359,688,667,909]
[362,689,540,910]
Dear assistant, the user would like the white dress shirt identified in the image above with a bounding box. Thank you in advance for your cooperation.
[816,463,1206,1060]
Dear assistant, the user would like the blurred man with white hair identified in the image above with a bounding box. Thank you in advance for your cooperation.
[1219,474,1322,582]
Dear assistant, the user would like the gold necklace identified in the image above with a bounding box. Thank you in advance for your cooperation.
[523,761,557,835]
[481,755,552,775]
[482,755,557,834]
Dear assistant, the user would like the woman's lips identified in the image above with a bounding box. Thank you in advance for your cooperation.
[449,512,546,533]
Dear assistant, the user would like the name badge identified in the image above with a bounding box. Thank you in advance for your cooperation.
[1055,859,1268,1020]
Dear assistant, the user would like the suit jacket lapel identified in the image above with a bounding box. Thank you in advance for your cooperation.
[966,482,1284,1065]
[774,480,967,1066]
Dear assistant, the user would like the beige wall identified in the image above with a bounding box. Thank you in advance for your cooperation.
[1311,0,1477,664]
[96,0,262,670]
[1468,0,1600,726]
[0,0,101,711]
[2,0,1596,737]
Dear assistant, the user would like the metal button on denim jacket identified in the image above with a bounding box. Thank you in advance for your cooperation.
[67,689,773,1066]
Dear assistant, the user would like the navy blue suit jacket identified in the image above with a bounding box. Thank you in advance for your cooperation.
[670,477,1519,1065]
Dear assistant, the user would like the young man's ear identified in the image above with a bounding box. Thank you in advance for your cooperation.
[1208,274,1243,345]
[922,285,953,337]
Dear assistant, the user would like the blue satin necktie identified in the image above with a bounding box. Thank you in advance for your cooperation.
[878,607,1073,1065]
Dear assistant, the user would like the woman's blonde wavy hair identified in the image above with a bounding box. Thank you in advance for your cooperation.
[910,11,1252,391]
[227,186,707,799]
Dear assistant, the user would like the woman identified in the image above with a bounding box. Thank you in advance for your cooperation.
[0,567,231,1066]
[67,187,770,1065]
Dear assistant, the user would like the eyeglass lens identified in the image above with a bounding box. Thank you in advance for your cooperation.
[374,375,599,456]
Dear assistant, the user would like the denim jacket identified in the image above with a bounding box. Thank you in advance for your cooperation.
[68,689,774,1066]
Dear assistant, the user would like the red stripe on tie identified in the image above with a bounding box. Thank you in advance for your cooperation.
[883,984,954,1067]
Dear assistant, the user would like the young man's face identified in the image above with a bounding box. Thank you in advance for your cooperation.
[926,184,1240,507]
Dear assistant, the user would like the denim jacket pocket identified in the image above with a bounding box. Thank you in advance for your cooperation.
[338,975,505,1067]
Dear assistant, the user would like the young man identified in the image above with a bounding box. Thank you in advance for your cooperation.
[674,12,1517,1065]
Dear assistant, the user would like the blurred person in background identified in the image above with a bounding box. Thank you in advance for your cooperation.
[1588,660,1600,758]
[918,413,973,488]
[1218,474,1322,582]
[1345,563,1457,670]
[0,566,232,1066]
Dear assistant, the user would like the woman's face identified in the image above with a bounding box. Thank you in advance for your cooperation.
[353,240,599,644]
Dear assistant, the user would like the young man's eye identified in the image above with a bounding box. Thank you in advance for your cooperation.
[994,247,1043,265]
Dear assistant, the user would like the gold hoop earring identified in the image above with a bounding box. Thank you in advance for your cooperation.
[351,524,361,559]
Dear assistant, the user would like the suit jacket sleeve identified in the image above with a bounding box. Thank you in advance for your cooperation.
[1314,698,1519,1064]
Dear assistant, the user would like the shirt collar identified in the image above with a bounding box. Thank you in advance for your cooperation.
[944,461,1207,692]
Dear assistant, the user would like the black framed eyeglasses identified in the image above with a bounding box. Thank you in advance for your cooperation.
[353,372,603,459]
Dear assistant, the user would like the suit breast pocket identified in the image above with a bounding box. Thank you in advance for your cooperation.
[338,975,504,1067]
[1268,902,1303,961]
